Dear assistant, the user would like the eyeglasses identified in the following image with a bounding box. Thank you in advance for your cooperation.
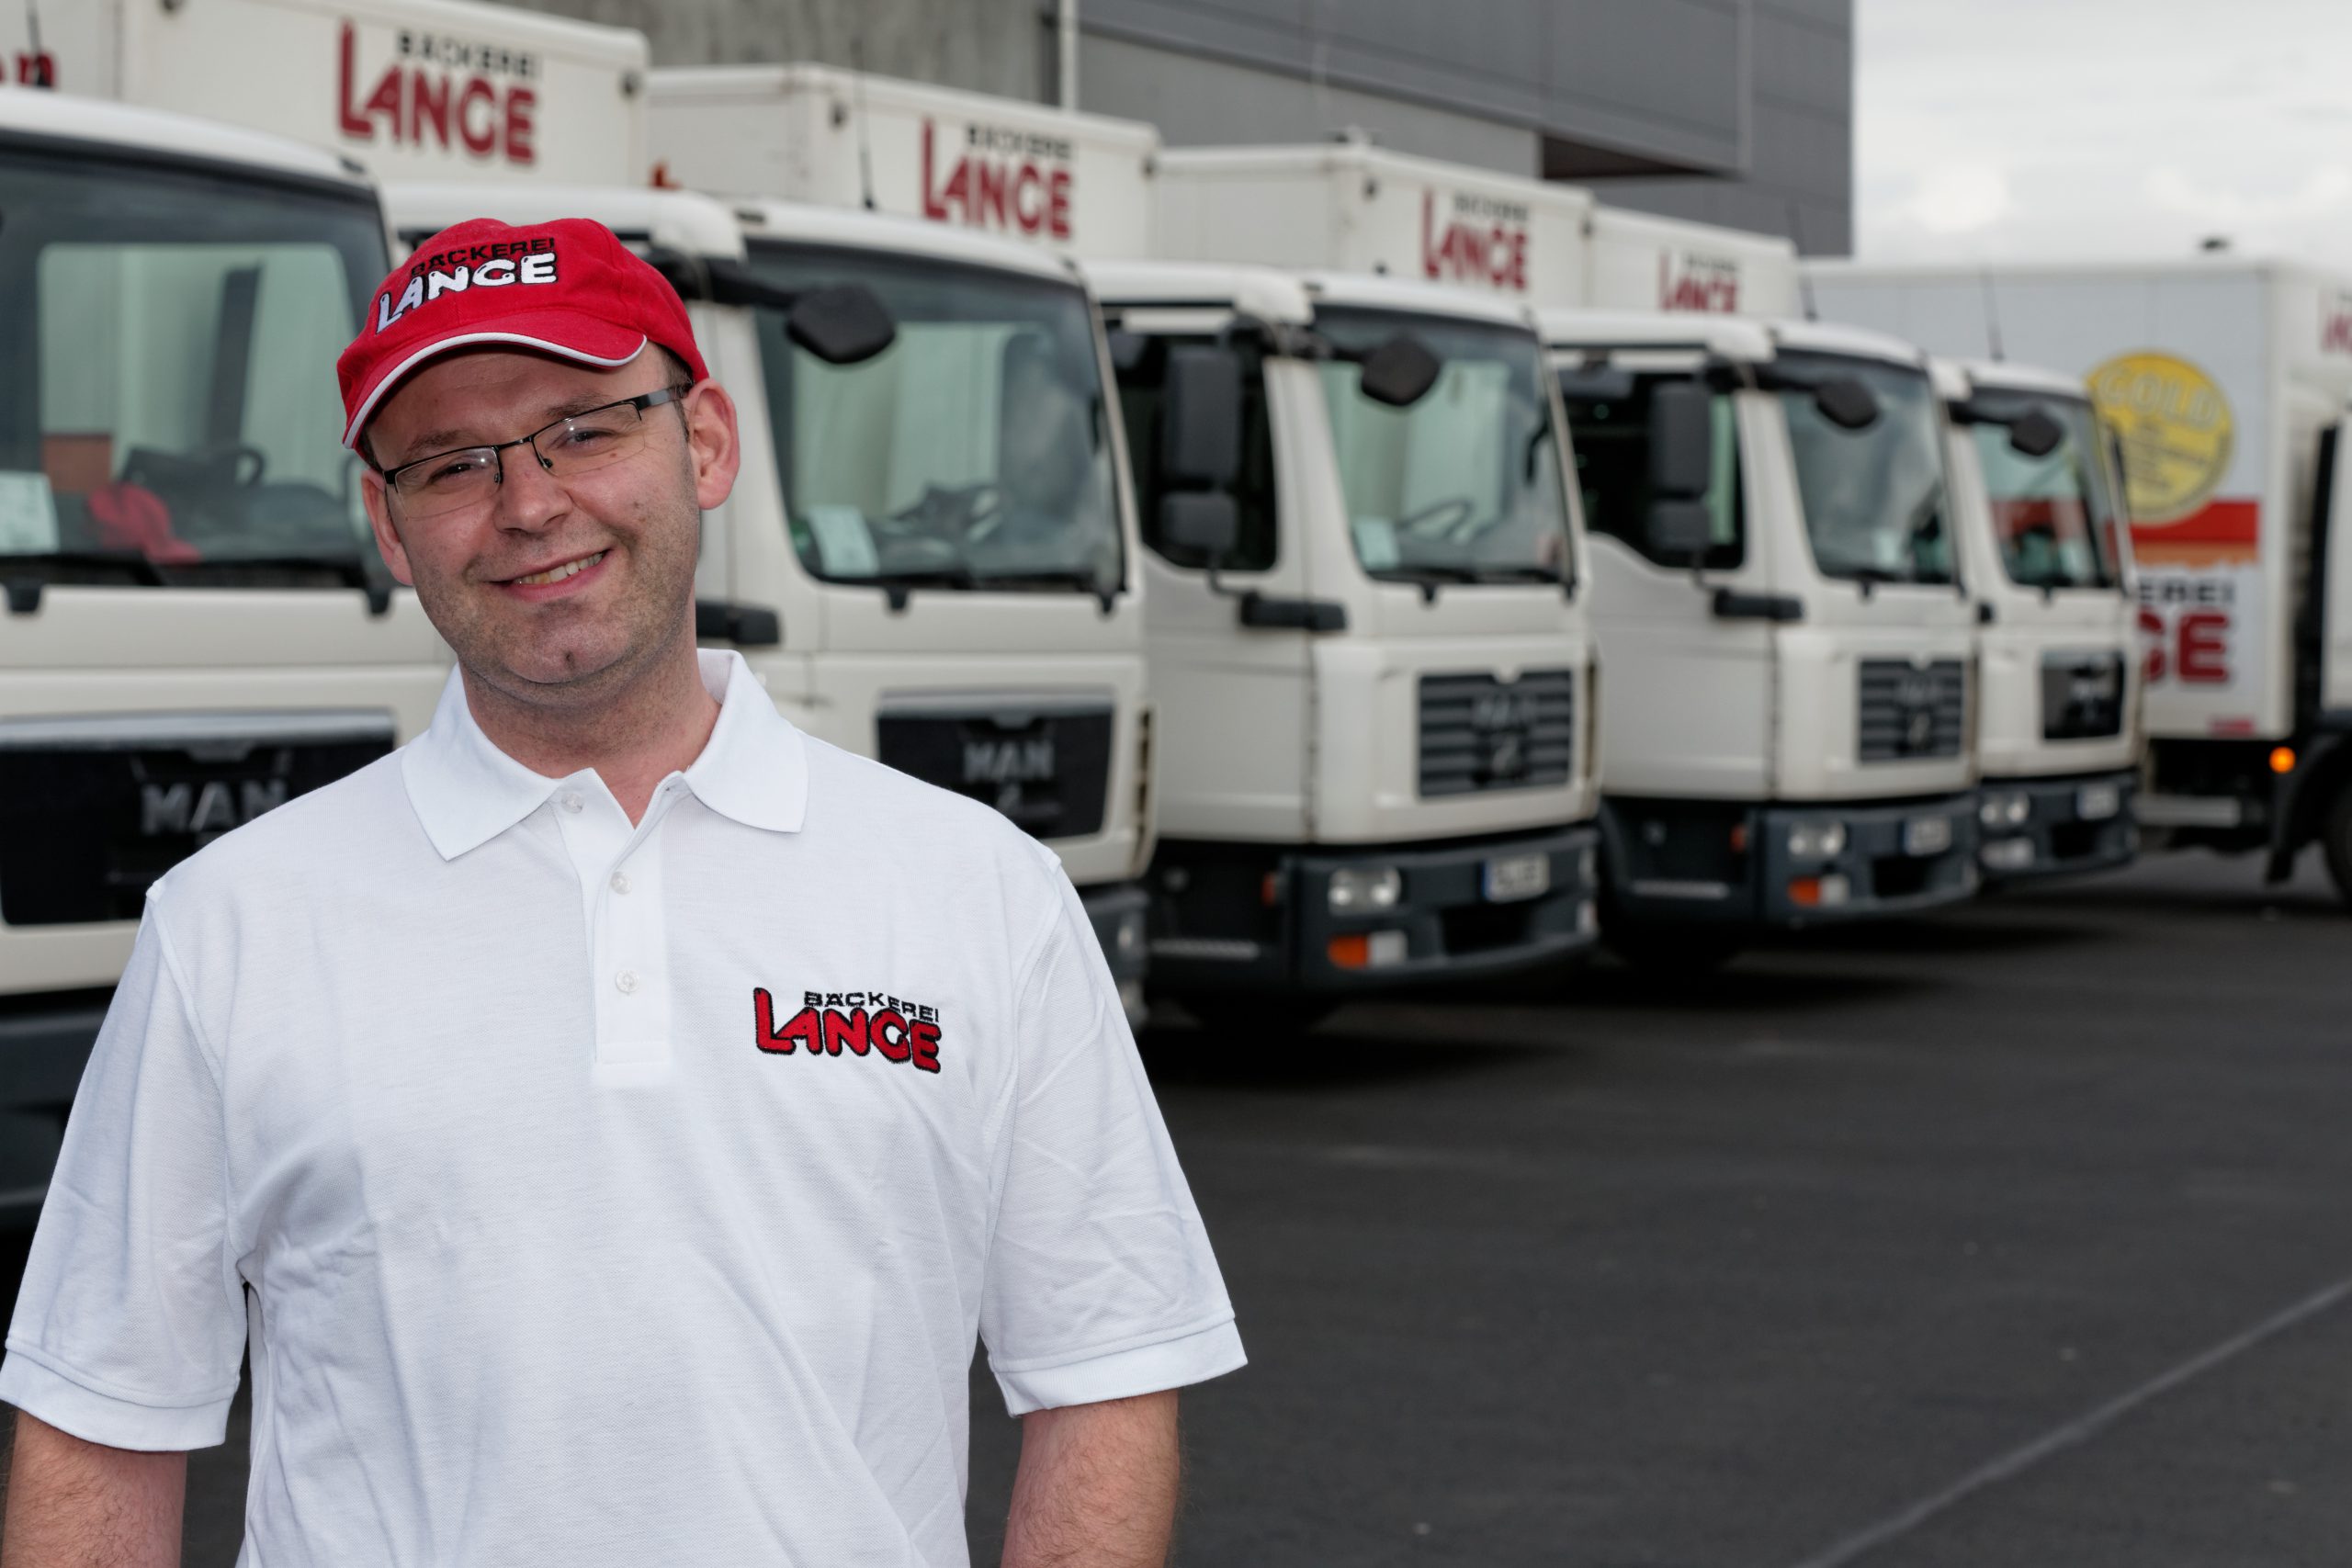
[377,388,688,520]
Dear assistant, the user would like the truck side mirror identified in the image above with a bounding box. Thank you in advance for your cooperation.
[786,285,897,366]
[1159,492,1240,562]
[1649,380,1714,500]
[1813,376,1880,431]
[1359,333,1442,408]
[1160,345,1243,488]
[2007,405,2065,459]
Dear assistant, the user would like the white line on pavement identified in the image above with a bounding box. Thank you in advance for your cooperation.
[1782,1269,2352,1568]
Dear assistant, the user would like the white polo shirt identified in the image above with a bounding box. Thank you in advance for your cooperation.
[1,650,1242,1568]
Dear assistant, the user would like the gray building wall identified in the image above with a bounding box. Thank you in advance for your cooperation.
[501,0,1850,254]
[495,0,1049,102]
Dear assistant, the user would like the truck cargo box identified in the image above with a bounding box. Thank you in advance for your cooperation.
[1155,136,1591,304]
[649,64,1159,261]
[0,0,648,185]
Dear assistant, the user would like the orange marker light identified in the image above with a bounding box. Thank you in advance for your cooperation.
[1788,876,1823,908]
[1328,934,1371,969]
[2271,746,2297,775]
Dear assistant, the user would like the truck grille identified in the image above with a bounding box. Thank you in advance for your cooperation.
[2041,652,2126,740]
[876,703,1113,841]
[0,713,394,927]
[1418,670,1577,797]
[1858,660,1967,762]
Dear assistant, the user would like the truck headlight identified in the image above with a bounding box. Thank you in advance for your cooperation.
[1786,819,1848,860]
[1978,791,2031,829]
[1329,865,1403,913]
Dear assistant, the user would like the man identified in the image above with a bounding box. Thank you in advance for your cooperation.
[0,219,1242,1566]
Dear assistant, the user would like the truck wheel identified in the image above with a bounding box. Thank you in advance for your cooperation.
[2323,786,2352,909]
[1601,915,1742,976]
[1172,994,1340,1038]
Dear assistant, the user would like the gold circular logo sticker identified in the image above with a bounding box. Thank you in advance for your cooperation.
[2085,352,2234,525]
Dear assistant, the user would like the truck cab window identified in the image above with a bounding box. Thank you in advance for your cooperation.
[747,242,1125,598]
[1559,373,1744,570]
[1967,393,2122,592]
[0,152,384,584]
[1114,333,1278,573]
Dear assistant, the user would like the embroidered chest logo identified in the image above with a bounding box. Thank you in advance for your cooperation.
[753,989,944,1074]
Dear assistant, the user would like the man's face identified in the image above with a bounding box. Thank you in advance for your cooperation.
[359,349,740,713]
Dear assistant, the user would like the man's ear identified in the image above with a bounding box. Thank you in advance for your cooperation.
[681,380,741,512]
[358,465,416,587]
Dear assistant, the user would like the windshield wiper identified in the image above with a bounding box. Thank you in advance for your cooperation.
[2,550,168,611]
[165,554,397,615]
[866,566,1122,612]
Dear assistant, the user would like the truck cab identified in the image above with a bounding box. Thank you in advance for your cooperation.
[1544,310,1979,958]
[0,92,445,1218]
[1933,357,2140,882]
[1089,260,1602,1016]
[390,183,1156,1011]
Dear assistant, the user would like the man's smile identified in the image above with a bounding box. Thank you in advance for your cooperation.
[497,549,610,596]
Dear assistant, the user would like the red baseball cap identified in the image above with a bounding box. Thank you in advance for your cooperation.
[337,217,709,451]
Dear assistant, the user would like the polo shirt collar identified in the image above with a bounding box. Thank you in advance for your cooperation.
[401,649,808,860]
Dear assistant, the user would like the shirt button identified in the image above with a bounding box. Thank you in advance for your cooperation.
[610,871,631,895]
[616,969,639,995]
[560,792,584,814]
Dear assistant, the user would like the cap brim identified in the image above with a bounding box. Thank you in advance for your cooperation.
[343,309,648,449]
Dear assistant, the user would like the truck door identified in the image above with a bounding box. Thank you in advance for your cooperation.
[1105,312,1312,840]
[1556,355,1777,801]
[2322,417,2352,715]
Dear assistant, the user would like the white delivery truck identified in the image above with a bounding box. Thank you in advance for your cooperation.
[0,90,444,1220]
[1809,258,2352,901]
[1085,260,1602,1019]
[1930,356,2141,882]
[648,63,1158,260]
[1543,308,1981,958]
[389,181,1159,1012]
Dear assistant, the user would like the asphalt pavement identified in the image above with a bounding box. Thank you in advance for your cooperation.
[5,849,2349,1566]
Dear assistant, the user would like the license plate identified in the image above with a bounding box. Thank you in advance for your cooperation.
[1902,814,1953,857]
[2076,784,2121,821]
[1482,852,1551,903]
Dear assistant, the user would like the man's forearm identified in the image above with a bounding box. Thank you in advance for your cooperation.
[1001,1390,1181,1568]
[1,1411,187,1568]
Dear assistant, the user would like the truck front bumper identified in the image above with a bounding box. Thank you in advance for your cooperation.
[1974,769,2139,885]
[1605,793,1980,931]
[1080,882,1152,1029]
[0,994,110,1229]
[1149,825,1602,996]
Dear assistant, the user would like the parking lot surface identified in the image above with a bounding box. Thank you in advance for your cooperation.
[6,852,2349,1566]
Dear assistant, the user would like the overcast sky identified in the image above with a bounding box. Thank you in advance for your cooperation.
[1857,0,2352,264]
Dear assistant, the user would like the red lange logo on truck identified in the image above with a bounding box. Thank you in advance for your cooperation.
[1658,252,1741,313]
[1420,191,1530,293]
[920,119,1073,241]
[337,22,537,166]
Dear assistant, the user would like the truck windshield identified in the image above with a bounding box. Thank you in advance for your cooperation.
[1966,392,2122,592]
[1312,307,1572,586]
[746,242,1124,598]
[1775,352,1955,586]
[0,148,389,588]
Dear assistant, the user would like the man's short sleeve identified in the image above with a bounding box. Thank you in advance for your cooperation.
[0,897,244,1449]
[978,864,1245,1416]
